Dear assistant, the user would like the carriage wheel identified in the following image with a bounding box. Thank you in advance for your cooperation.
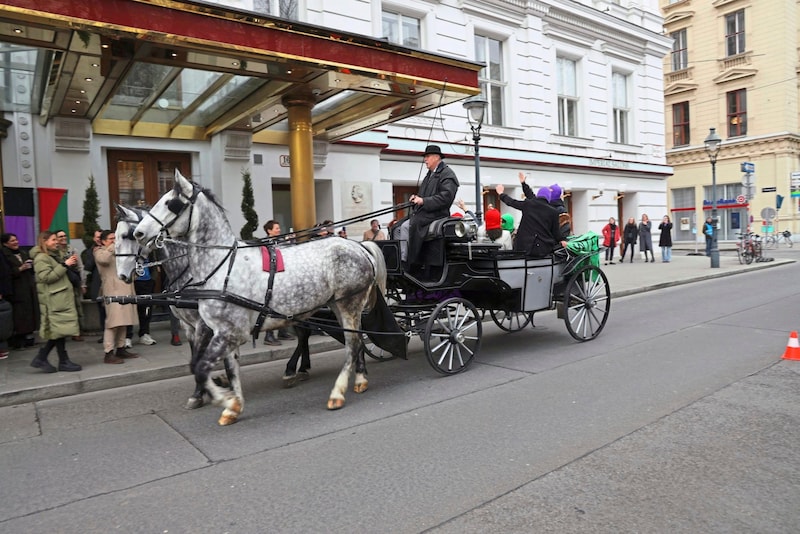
[563,265,610,342]
[490,309,534,332]
[361,333,397,361]
[424,297,482,375]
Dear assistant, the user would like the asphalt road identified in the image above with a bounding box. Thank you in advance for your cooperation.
[1,260,799,533]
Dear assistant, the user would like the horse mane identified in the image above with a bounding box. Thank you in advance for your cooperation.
[193,181,225,212]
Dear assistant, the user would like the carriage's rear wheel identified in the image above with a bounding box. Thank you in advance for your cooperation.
[563,265,610,341]
[424,297,481,375]
[490,309,534,332]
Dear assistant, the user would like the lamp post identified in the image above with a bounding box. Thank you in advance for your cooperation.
[463,97,488,225]
[704,127,722,268]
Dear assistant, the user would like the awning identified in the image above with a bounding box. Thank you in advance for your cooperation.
[0,0,481,141]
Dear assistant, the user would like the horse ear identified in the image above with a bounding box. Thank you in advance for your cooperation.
[174,168,191,194]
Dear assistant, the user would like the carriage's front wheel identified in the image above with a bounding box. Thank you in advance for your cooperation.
[563,266,610,341]
[490,309,534,332]
[424,297,481,375]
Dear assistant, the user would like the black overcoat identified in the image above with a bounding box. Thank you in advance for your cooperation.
[407,162,459,266]
[499,194,560,258]
[658,222,673,247]
[1,245,40,336]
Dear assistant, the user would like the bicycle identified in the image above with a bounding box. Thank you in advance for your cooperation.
[736,232,762,265]
[763,229,793,249]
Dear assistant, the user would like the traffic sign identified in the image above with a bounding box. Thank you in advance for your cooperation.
[741,162,755,173]
[761,207,776,221]
[762,187,777,192]
[736,194,745,204]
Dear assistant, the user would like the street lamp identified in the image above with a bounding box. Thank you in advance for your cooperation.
[704,127,722,268]
[463,96,488,225]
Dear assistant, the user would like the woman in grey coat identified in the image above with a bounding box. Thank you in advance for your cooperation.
[638,214,655,263]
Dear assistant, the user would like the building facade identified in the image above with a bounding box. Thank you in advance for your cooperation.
[662,0,800,244]
[0,0,671,248]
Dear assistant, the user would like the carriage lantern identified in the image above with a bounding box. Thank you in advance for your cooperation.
[463,96,488,226]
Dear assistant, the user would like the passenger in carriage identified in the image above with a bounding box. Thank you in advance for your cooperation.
[548,183,572,240]
[478,208,512,250]
[501,213,516,245]
[496,182,564,259]
[399,145,459,278]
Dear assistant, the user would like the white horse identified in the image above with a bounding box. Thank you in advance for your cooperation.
[132,170,387,425]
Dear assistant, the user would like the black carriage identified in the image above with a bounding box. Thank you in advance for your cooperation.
[363,216,610,374]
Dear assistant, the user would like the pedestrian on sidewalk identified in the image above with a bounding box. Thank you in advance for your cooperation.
[262,220,296,346]
[29,231,82,373]
[638,214,655,263]
[621,217,638,263]
[0,247,12,360]
[602,217,620,265]
[94,230,138,364]
[659,215,673,263]
[134,263,157,345]
[703,217,714,256]
[54,229,87,341]
[1,232,39,349]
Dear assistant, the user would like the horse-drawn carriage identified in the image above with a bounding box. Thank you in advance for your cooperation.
[361,216,610,374]
[112,170,609,425]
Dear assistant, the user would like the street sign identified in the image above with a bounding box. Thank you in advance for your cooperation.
[761,207,776,221]
[741,162,755,173]
[791,172,800,197]
[762,187,777,192]
[742,174,755,186]
[736,194,746,204]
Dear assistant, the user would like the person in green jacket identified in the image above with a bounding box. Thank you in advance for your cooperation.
[29,230,82,373]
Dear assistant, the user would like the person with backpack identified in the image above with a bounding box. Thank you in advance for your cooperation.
[703,216,714,256]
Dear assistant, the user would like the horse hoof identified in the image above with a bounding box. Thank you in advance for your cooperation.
[297,371,310,382]
[218,413,238,425]
[327,398,345,410]
[353,382,368,394]
[185,397,204,410]
[282,374,298,388]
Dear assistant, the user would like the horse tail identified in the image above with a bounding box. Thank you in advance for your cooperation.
[360,240,387,303]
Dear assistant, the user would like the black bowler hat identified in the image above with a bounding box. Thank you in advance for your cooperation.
[422,145,445,158]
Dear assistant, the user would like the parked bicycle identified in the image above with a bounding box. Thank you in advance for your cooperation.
[736,232,762,265]
[763,229,793,249]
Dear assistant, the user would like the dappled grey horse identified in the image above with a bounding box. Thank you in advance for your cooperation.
[114,205,328,408]
[132,169,387,425]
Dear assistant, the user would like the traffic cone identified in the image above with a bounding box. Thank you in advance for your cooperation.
[782,331,800,361]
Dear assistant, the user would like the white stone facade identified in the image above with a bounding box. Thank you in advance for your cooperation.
[2,0,671,245]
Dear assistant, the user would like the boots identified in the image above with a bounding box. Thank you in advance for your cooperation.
[30,344,57,373]
[104,351,124,364]
[263,331,282,346]
[57,339,82,372]
[116,347,139,359]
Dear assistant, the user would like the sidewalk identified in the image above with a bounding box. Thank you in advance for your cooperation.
[0,248,795,408]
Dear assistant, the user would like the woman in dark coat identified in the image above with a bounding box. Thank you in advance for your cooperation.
[638,214,655,263]
[658,215,673,263]
[1,233,39,348]
[621,217,638,263]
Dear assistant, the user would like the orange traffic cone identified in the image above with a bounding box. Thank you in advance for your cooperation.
[782,331,800,361]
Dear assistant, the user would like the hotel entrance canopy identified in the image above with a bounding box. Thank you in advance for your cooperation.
[0,0,481,141]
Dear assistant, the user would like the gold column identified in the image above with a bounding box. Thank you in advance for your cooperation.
[282,91,316,237]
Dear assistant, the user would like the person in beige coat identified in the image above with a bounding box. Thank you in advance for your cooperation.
[29,231,82,373]
[94,230,138,364]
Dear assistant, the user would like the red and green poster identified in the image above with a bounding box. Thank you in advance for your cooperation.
[38,188,69,235]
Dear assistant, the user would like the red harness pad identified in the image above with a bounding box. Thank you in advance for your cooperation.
[261,246,285,272]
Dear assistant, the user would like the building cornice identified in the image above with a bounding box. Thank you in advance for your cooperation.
[667,133,800,166]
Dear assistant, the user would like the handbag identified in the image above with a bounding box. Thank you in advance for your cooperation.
[65,267,82,288]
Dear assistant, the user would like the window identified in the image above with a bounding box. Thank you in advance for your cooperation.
[727,89,746,137]
[612,72,629,144]
[725,10,745,56]
[670,29,688,71]
[672,101,690,146]
[475,35,504,126]
[382,11,421,47]
[254,0,298,19]
[557,57,578,136]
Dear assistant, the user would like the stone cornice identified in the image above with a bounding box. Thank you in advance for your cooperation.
[667,133,800,165]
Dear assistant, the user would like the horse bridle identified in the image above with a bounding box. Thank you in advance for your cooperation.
[142,184,201,248]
